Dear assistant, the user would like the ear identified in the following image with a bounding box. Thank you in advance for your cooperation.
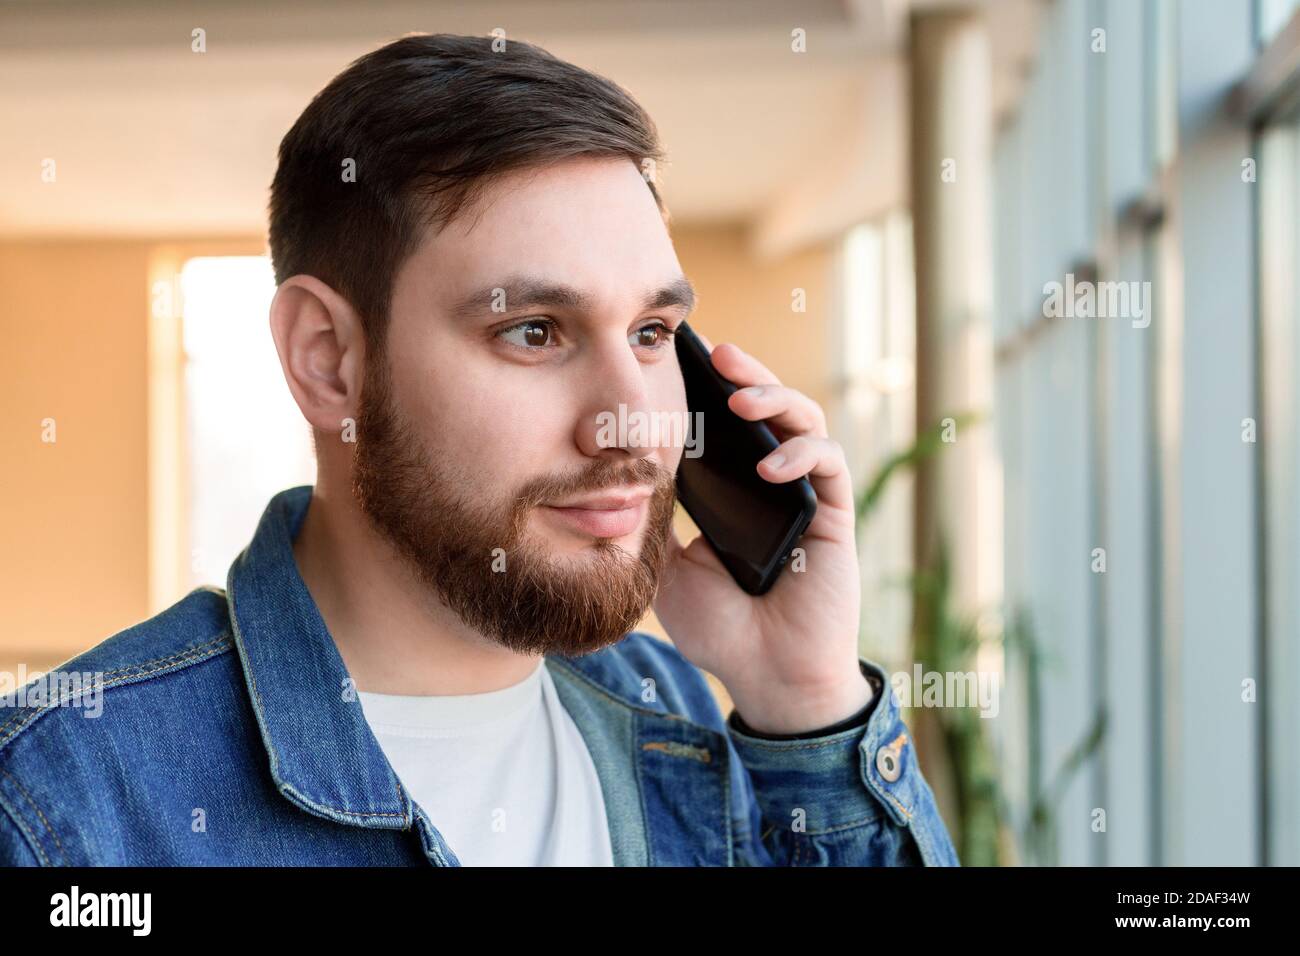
[268,274,366,438]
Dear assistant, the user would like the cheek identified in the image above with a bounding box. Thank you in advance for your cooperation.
[394,344,577,482]
[648,361,689,468]
[654,361,688,416]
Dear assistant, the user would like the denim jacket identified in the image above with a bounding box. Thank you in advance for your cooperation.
[0,486,959,867]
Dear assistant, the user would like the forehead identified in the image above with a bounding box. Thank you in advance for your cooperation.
[400,156,680,308]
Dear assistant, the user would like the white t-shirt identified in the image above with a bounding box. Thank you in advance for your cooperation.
[356,659,615,866]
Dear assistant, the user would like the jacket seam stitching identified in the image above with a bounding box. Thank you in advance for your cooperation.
[803,814,890,836]
[3,770,66,864]
[0,633,234,750]
[721,740,734,866]
[279,782,409,821]
[0,782,51,866]
[632,711,654,867]
[727,729,869,752]
[869,777,915,819]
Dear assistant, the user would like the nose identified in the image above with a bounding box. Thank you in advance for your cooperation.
[573,338,656,462]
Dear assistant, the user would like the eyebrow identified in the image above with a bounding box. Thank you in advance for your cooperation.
[448,274,696,321]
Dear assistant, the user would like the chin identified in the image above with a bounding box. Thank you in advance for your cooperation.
[542,537,646,572]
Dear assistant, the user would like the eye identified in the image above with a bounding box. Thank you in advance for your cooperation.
[630,321,677,349]
[498,318,558,349]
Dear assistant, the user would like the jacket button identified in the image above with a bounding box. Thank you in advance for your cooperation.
[875,744,902,782]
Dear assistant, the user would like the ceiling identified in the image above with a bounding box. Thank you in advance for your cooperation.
[0,0,1040,246]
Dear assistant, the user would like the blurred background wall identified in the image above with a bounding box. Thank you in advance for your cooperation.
[2,0,1297,866]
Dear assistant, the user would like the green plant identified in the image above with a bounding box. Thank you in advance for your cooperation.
[854,412,983,522]
[1001,606,1108,866]
[906,539,1002,865]
[855,413,1106,866]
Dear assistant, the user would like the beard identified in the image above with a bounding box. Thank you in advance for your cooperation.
[349,354,678,657]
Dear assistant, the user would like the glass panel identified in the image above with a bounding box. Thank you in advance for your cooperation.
[181,256,317,590]
[1258,120,1300,865]
[1258,0,1300,45]
[835,215,916,666]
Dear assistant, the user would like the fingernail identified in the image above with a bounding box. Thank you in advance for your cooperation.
[763,452,785,469]
[744,385,765,397]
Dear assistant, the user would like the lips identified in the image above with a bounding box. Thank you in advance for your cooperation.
[548,488,653,511]
[541,487,653,538]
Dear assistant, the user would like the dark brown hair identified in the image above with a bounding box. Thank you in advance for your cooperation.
[268,33,666,357]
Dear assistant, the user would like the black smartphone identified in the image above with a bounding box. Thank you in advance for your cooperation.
[673,321,818,595]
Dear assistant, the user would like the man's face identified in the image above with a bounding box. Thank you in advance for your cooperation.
[351,156,691,657]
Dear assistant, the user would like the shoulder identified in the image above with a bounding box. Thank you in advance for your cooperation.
[0,586,243,864]
[547,630,726,730]
[0,585,237,759]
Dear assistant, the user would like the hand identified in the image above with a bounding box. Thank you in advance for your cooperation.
[653,338,872,735]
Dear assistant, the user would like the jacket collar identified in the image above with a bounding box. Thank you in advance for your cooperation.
[225,485,418,831]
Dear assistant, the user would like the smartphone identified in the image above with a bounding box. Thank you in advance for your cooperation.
[673,321,818,595]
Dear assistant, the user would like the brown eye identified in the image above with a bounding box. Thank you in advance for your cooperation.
[631,323,674,348]
[499,319,556,349]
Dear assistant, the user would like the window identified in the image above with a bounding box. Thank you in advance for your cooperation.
[179,256,316,592]
[1258,0,1300,45]
[832,212,916,666]
[1255,77,1300,868]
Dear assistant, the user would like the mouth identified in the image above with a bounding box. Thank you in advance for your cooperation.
[540,487,654,539]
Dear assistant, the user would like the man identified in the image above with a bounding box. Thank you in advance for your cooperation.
[0,33,957,867]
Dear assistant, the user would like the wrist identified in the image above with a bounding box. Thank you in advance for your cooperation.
[730,664,876,737]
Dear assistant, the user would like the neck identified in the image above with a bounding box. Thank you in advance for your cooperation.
[290,477,542,696]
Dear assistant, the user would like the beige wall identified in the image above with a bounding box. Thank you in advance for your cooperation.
[669,223,834,411]
[1,240,153,676]
[0,226,835,690]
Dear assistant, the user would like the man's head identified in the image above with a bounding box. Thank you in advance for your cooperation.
[267,34,693,656]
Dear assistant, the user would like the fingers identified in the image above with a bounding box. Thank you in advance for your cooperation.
[699,339,850,513]
[709,342,782,390]
[712,340,824,436]
[757,434,854,513]
[727,383,828,439]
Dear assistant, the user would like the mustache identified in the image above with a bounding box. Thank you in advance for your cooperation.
[513,457,676,512]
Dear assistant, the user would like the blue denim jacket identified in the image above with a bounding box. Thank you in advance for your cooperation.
[0,486,959,866]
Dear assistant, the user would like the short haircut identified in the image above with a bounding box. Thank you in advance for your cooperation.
[268,33,667,357]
